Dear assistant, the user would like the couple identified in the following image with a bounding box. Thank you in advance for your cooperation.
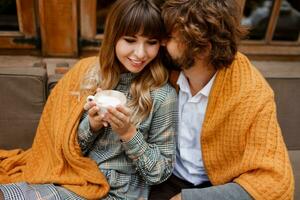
[0,0,294,199]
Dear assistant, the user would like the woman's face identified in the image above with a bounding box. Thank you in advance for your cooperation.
[115,34,160,73]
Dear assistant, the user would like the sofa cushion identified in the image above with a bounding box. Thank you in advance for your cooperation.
[47,74,63,95]
[0,67,47,150]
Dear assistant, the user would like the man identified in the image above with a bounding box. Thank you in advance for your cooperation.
[149,0,294,199]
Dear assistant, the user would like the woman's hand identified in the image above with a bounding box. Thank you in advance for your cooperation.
[84,96,108,133]
[105,105,136,141]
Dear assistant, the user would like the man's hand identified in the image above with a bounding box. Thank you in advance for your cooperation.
[170,193,181,200]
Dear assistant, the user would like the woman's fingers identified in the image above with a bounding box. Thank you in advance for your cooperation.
[106,112,124,127]
[88,105,100,117]
[116,105,131,117]
[84,101,96,111]
[107,106,128,122]
[102,121,108,127]
[106,118,119,129]
[96,88,102,93]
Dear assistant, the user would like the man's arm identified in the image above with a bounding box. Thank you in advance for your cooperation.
[173,183,252,200]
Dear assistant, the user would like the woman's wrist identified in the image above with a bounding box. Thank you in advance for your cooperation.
[119,125,137,142]
[89,121,103,134]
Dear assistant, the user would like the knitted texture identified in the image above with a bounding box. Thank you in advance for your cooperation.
[0,57,109,199]
[170,52,294,200]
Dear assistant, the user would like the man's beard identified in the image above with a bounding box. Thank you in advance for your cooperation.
[163,50,195,71]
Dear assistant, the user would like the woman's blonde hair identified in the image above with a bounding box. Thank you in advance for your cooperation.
[81,0,168,125]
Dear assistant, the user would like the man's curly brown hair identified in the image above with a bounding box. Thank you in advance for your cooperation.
[162,0,248,69]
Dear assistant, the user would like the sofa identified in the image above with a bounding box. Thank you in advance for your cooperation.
[0,64,299,199]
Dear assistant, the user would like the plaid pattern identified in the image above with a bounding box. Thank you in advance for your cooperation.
[0,182,84,200]
[78,73,178,200]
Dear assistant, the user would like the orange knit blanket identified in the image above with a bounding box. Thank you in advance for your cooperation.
[170,52,294,200]
[0,57,109,199]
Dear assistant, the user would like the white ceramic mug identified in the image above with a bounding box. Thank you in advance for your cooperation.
[86,90,127,113]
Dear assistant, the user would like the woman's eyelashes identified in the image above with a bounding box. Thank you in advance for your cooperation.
[123,37,135,43]
[147,40,159,45]
[122,36,159,45]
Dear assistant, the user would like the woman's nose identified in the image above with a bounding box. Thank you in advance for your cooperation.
[134,44,146,59]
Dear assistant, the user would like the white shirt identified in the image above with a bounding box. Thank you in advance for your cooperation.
[173,71,216,185]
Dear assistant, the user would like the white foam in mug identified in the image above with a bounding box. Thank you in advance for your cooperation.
[87,90,127,113]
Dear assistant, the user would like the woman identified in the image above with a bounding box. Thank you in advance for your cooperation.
[0,0,177,199]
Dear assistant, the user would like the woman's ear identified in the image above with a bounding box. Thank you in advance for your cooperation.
[161,39,167,46]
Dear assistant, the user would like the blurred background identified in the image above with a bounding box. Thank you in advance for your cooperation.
[0,0,299,199]
[0,0,299,59]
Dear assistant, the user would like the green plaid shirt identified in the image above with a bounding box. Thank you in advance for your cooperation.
[78,73,178,200]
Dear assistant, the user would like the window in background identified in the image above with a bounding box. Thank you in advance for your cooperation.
[242,0,274,40]
[272,0,300,41]
[96,0,116,34]
[0,0,19,31]
[0,0,38,53]
[80,0,116,51]
[239,0,300,59]
[242,0,300,41]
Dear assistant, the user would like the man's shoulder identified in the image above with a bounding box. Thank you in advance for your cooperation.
[227,52,271,89]
[213,52,274,100]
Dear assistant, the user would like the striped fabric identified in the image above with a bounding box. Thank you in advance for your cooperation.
[0,182,84,200]
[0,57,110,199]
[77,73,178,200]
[0,73,177,200]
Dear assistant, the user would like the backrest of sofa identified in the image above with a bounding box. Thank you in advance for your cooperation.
[264,67,300,200]
[0,67,47,150]
[267,77,300,150]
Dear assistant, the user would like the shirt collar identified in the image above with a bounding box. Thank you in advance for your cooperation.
[200,72,216,97]
[177,71,217,98]
[119,72,138,85]
[177,72,190,94]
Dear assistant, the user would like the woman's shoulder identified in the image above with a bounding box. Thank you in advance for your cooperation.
[79,56,98,63]
[151,83,177,102]
[72,56,98,70]
[56,56,98,86]
[63,56,98,78]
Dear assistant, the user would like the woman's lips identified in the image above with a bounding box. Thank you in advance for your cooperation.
[128,58,145,67]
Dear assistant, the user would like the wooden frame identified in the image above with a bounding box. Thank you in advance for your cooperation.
[80,0,300,59]
[239,0,300,59]
[39,0,78,57]
[80,0,97,40]
[3,0,296,58]
[238,0,246,13]
[0,0,38,51]
[80,0,104,53]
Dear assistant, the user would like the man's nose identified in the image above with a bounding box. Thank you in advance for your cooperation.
[161,39,167,46]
